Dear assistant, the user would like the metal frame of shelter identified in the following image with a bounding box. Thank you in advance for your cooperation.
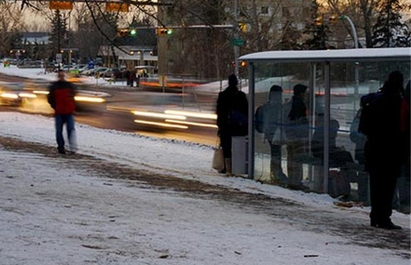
[240,47,411,194]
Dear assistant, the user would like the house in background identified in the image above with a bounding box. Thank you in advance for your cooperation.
[98,28,157,70]
[14,32,51,62]
[21,32,49,45]
[98,45,157,71]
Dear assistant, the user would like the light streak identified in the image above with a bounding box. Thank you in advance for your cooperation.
[134,119,188,129]
[131,110,186,120]
[18,93,37,98]
[74,96,106,103]
[164,109,217,119]
[1,93,19,99]
[165,119,218,128]
[33,90,49,95]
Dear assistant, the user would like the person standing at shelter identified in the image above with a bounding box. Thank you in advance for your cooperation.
[359,70,409,229]
[216,74,248,176]
[47,70,77,155]
[255,85,287,185]
[284,84,309,190]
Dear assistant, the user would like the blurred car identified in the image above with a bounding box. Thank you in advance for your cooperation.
[94,67,109,77]
[61,64,76,71]
[69,64,87,75]
[103,67,127,79]
[98,68,112,78]
[77,65,90,74]
[0,58,17,65]
[82,67,106,76]
[0,82,36,106]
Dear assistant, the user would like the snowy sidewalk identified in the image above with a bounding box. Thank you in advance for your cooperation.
[0,112,410,264]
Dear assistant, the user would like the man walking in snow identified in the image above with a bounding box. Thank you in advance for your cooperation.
[47,70,77,154]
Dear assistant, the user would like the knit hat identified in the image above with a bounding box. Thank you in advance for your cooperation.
[270,85,282,92]
[293,84,308,96]
[269,85,282,101]
[382,70,404,93]
[228,74,238,87]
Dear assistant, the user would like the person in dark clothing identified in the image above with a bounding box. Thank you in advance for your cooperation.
[129,70,135,87]
[216,74,248,176]
[125,70,130,86]
[47,70,77,154]
[359,70,410,229]
[285,84,309,190]
[312,115,354,198]
[255,85,287,184]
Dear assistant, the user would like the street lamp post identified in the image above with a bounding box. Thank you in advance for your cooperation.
[340,15,358,49]
[340,15,360,108]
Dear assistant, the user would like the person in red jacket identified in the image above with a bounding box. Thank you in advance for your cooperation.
[47,70,77,154]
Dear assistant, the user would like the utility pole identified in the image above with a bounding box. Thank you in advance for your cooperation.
[233,0,240,78]
[57,9,61,70]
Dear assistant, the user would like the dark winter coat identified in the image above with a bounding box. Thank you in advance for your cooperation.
[255,90,283,143]
[285,95,309,140]
[359,83,409,172]
[216,85,248,136]
[312,117,354,168]
[47,80,77,115]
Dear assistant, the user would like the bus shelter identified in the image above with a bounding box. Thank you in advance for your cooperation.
[240,48,410,198]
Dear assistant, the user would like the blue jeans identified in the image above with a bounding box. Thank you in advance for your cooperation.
[55,114,76,152]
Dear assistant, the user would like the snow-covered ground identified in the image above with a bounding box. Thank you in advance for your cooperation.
[0,66,410,264]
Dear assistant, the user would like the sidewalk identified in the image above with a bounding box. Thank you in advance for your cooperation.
[0,135,410,264]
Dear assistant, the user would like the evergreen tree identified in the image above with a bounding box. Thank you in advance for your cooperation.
[49,10,68,55]
[371,0,410,47]
[9,32,22,51]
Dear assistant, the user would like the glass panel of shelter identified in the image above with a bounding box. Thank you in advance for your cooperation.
[253,60,410,201]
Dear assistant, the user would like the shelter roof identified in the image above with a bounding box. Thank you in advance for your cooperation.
[240,48,411,63]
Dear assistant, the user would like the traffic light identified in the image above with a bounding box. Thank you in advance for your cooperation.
[106,2,129,12]
[238,22,247,33]
[129,28,137,36]
[49,1,73,10]
[117,28,137,37]
[240,61,247,67]
[313,15,323,26]
[157,28,173,35]
[329,14,339,24]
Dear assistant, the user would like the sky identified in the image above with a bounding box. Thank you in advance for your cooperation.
[0,66,410,264]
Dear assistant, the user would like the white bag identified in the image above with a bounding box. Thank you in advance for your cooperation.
[212,147,225,171]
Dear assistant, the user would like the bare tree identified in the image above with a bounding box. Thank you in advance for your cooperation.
[0,2,24,57]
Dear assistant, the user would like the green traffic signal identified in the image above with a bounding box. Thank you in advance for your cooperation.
[129,28,137,36]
